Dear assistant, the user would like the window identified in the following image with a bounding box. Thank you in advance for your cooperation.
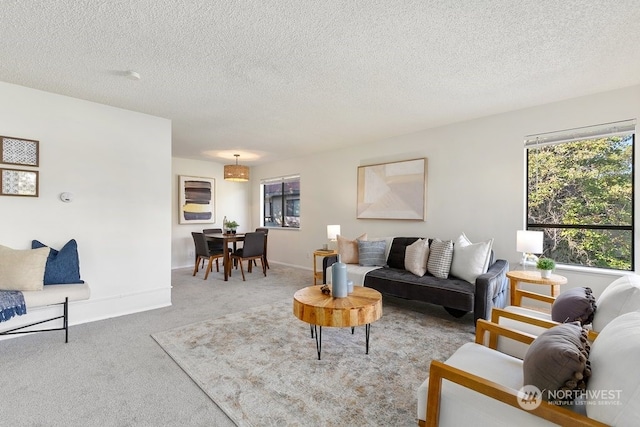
[525,120,635,270]
[261,175,300,228]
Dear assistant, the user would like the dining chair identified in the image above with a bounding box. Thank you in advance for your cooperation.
[255,227,270,269]
[191,232,224,280]
[202,228,224,253]
[230,232,266,281]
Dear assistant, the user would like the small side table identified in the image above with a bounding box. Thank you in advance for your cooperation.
[507,270,568,306]
[313,249,337,285]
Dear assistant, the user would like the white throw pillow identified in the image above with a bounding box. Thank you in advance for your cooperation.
[586,311,640,425]
[404,239,430,277]
[449,233,493,284]
[592,274,640,331]
[0,245,50,291]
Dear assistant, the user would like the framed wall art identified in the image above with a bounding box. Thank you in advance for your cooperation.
[1,136,39,167]
[357,157,427,220]
[179,175,215,224]
[1,168,39,197]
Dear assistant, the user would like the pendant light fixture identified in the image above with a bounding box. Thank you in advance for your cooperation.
[224,154,250,182]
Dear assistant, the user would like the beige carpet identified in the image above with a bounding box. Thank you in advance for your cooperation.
[152,294,475,426]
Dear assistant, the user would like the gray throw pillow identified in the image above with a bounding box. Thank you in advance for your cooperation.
[427,240,453,279]
[551,287,597,325]
[357,240,387,267]
[523,322,591,402]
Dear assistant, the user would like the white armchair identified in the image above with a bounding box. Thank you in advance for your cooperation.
[491,274,640,358]
[417,312,640,426]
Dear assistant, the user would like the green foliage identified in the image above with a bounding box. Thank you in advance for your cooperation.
[536,258,556,270]
[226,220,239,229]
[527,135,633,270]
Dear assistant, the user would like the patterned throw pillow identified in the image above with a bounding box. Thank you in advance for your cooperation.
[358,240,387,266]
[427,239,454,279]
[404,238,429,276]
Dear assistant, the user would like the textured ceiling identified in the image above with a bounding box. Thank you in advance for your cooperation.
[1,1,639,165]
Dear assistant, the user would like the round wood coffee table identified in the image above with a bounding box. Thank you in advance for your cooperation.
[293,285,382,359]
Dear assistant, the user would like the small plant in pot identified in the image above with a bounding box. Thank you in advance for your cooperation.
[536,257,556,278]
[225,220,239,234]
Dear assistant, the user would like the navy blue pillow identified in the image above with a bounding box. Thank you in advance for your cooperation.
[31,239,84,285]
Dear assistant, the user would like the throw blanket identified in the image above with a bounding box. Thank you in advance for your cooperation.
[0,291,27,322]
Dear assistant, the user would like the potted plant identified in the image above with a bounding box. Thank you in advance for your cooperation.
[536,257,556,278]
[225,220,239,234]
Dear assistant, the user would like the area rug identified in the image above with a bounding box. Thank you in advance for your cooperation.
[152,298,475,426]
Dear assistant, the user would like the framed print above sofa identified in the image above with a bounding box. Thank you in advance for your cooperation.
[357,157,427,220]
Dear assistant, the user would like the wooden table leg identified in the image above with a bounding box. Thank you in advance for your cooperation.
[509,277,518,306]
[223,244,230,281]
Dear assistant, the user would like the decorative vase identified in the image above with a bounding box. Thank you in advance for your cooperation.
[540,269,552,278]
[331,255,348,298]
[347,280,354,294]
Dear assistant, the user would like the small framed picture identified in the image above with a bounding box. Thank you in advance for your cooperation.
[0,168,39,197]
[1,136,39,167]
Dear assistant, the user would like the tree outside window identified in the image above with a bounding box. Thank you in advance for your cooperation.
[526,131,634,270]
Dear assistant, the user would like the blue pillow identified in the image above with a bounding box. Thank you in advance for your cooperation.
[31,239,84,285]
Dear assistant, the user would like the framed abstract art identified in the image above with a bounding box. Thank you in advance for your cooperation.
[357,158,427,220]
[179,175,215,224]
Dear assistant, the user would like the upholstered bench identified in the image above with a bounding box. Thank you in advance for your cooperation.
[0,239,90,342]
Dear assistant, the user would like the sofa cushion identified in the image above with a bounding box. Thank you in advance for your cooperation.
[32,239,84,285]
[364,267,475,313]
[386,237,421,269]
[427,239,454,279]
[450,233,493,284]
[523,322,591,402]
[551,287,596,325]
[358,239,387,266]
[0,245,50,291]
[592,274,640,331]
[337,233,367,264]
[404,238,429,277]
[586,311,640,425]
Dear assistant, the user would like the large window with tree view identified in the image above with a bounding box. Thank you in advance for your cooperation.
[526,121,635,271]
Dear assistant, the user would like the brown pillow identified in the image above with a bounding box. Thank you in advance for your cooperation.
[551,287,597,325]
[523,322,591,402]
[337,233,367,264]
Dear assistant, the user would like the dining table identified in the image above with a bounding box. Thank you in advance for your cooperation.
[204,232,245,281]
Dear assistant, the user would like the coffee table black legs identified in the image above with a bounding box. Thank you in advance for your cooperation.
[309,324,371,360]
[313,325,322,360]
[365,323,371,354]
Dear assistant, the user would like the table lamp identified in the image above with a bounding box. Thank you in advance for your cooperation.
[326,225,341,250]
[516,230,543,268]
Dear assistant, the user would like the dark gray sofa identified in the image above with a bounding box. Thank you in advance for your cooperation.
[323,237,510,324]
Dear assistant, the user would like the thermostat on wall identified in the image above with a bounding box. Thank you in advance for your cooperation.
[59,192,74,203]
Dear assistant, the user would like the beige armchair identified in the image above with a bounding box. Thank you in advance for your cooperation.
[418,312,640,426]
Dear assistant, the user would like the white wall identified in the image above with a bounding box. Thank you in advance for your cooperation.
[250,85,640,298]
[171,157,251,269]
[0,81,172,329]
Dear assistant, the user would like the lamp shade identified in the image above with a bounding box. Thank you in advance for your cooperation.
[516,230,543,254]
[327,225,341,240]
[224,154,250,182]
